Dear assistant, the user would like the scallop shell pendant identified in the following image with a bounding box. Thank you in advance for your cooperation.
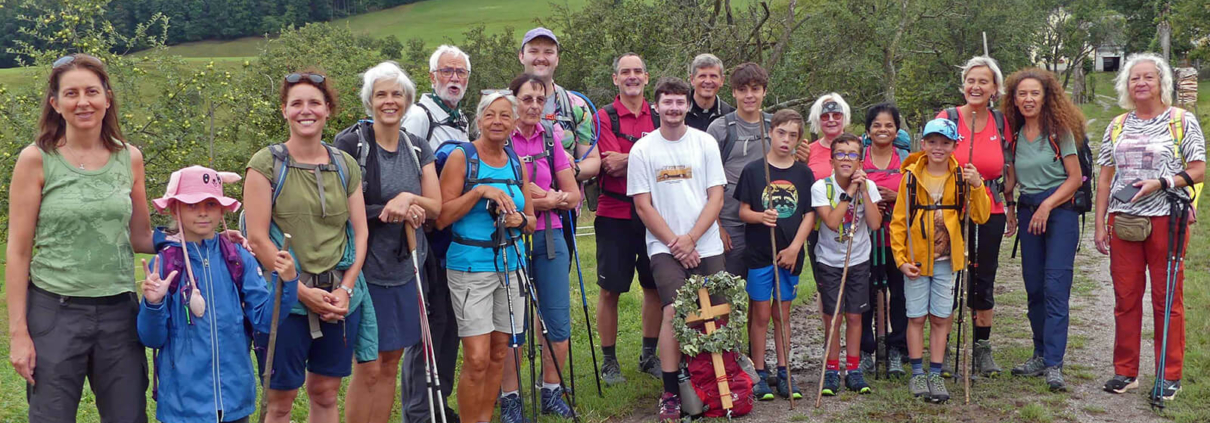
[188,291,206,318]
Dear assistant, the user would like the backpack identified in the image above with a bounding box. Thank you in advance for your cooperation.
[506,123,565,259]
[903,167,966,241]
[1007,131,1095,213]
[415,100,469,142]
[334,119,425,192]
[861,129,912,159]
[602,102,659,143]
[719,112,771,162]
[431,141,524,253]
[686,349,754,417]
[1109,108,1202,210]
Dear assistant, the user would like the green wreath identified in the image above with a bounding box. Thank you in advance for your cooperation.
[672,271,749,356]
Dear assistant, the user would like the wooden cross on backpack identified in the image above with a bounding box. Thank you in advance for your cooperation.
[685,288,734,410]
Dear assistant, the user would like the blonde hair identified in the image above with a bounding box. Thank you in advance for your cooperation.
[960,56,1005,97]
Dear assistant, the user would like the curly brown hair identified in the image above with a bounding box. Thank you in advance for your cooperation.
[1001,68,1085,145]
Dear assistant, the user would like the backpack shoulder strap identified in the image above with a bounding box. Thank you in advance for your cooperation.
[1110,113,1129,145]
[542,125,559,191]
[721,112,739,161]
[824,177,836,207]
[944,107,959,123]
[1169,108,1187,163]
[323,143,351,195]
[354,121,372,173]
[416,102,438,141]
[268,144,290,205]
[650,104,660,129]
[459,142,479,194]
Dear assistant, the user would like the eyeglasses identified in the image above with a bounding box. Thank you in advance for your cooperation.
[518,94,547,105]
[53,55,76,68]
[284,73,325,84]
[832,152,861,161]
[436,68,470,78]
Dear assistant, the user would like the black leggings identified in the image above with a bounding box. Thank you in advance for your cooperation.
[861,246,908,354]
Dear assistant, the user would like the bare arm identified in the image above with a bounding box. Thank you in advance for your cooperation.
[342,188,369,290]
[243,169,278,271]
[129,146,155,254]
[790,212,816,251]
[417,162,443,218]
[1040,155,1083,210]
[7,146,43,384]
[575,143,600,181]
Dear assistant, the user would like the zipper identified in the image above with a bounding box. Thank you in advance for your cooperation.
[201,253,223,422]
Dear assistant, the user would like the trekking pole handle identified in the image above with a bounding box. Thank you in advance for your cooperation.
[282,233,293,255]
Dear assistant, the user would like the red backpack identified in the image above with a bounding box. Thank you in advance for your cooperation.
[686,323,755,417]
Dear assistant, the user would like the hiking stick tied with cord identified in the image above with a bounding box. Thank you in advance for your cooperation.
[405,226,450,423]
[815,209,861,408]
[1151,193,1191,410]
[758,115,795,409]
[258,233,291,423]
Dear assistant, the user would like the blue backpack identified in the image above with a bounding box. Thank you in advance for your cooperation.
[431,141,524,256]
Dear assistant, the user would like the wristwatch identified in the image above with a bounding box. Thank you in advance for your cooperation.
[338,285,354,297]
[838,192,854,203]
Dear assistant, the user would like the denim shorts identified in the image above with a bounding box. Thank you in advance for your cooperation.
[904,259,955,318]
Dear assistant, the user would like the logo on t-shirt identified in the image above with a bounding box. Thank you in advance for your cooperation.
[656,165,693,182]
[762,180,798,218]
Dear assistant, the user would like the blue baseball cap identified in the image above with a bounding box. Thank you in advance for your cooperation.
[922,118,959,141]
[521,27,560,49]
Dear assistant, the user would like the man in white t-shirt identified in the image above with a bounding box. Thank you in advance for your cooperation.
[627,77,727,420]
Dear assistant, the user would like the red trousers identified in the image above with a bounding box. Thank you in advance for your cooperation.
[1109,214,1188,380]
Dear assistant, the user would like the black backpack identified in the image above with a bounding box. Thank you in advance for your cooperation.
[602,102,659,143]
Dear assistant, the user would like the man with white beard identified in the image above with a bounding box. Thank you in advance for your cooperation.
[401,44,470,423]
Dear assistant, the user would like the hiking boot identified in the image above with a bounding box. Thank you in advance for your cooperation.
[820,371,841,396]
[973,339,1003,377]
[777,368,803,399]
[940,347,954,378]
[1103,375,1138,394]
[541,387,574,418]
[846,371,873,394]
[638,351,661,379]
[601,356,626,385]
[1154,379,1181,401]
[1044,366,1066,392]
[499,392,527,423]
[927,372,950,403]
[657,392,682,422]
[753,370,774,401]
[887,349,906,378]
[1012,356,1046,377]
[909,374,930,398]
[860,351,876,374]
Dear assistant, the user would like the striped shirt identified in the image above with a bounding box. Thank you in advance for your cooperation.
[1097,107,1205,216]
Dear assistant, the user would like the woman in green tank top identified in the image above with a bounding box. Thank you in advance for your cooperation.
[5,54,156,421]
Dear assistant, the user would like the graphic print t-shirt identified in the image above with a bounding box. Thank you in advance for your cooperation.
[735,159,815,274]
[627,127,728,258]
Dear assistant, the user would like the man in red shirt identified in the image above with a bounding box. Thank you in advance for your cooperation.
[595,52,663,385]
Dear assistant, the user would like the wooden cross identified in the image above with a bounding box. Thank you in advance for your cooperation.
[685,287,733,410]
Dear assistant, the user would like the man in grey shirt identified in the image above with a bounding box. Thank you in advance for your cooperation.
[705,62,772,280]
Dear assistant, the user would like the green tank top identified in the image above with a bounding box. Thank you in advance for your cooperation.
[30,146,136,297]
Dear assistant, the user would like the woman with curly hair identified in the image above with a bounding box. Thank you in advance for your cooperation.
[1000,68,1086,392]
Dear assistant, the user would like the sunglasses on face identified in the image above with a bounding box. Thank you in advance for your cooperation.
[832,152,860,161]
[284,73,325,84]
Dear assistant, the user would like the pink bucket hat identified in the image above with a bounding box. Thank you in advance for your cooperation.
[152,165,242,213]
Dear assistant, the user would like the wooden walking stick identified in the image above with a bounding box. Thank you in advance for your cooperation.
[815,216,859,408]
[959,110,978,404]
[757,115,795,409]
[259,233,291,423]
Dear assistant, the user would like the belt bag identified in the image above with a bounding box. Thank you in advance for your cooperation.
[301,269,346,339]
[1114,214,1151,242]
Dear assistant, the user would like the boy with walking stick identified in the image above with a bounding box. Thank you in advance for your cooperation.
[890,119,989,403]
[735,110,816,402]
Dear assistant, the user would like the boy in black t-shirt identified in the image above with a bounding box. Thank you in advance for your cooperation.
[734,109,816,401]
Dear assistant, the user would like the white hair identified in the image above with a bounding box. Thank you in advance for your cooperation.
[1114,52,1174,110]
[474,92,518,126]
[688,53,724,78]
[359,61,416,117]
[960,55,1005,97]
[429,45,471,73]
[808,93,851,135]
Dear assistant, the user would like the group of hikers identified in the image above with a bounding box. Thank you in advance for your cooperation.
[5,24,1205,423]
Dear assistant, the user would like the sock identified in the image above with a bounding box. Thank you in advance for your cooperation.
[501,390,519,398]
[911,358,924,376]
[543,382,560,391]
[642,337,658,355]
[975,326,991,342]
[847,355,861,372]
[602,345,616,360]
[930,362,943,375]
[663,371,680,395]
[826,359,840,371]
[777,366,789,379]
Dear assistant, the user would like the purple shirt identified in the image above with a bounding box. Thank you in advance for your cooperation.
[511,124,572,231]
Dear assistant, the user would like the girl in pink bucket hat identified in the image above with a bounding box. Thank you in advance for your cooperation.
[137,165,301,423]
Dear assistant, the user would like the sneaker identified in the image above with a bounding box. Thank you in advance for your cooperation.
[541,387,574,418]
[846,371,873,394]
[860,351,876,374]
[601,356,626,385]
[1044,366,1066,392]
[1103,375,1138,394]
[887,349,906,377]
[927,372,950,403]
[777,369,803,399]
[1155,379,1181,401]
[499,393,527,423]
[973,339,1003,377]
[1012,356,1046,377]
[940,348,954,378]
[657,392,681,422]
[753,370,775,401]
[638,352,661,379]
[820,371,841,396]
[909,374,929,398]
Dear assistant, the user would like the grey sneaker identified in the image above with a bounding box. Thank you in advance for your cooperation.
[888,349,906,377]
[601,356,626,385]
[860,351,876,374]
[927,372,950,403]
[1044,366,1066,392]
[1155,379,1181,401]
[638,352,660,379]
[973,339,1002,377]
[1012,356,1046,377]
[909,374,929,398]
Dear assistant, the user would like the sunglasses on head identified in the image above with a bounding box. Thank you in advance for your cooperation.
[53,55,77,69]
[832,152,861,161]
[285,73,325,84]
[480,89,513,96]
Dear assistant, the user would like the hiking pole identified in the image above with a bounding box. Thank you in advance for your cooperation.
[258,233,291,423]
[405,227,449,423]
[567,209,604,397]
[875,227,888,380]
[815,216,860,408]
[957,109,979,404]
[1151,195,1190,409]
[492,208,527,421]
[758,118,795,409]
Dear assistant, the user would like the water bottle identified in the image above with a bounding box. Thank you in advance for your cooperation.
[678,368,704,416]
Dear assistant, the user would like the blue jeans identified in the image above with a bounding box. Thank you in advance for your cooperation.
[1017,187,1079,367]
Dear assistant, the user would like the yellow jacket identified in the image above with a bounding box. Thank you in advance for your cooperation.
[890,151,991,276]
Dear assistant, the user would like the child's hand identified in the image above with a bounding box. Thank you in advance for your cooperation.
[141,257,177,306]
[962,164,983,188]
[775,246,799,269]
[899,263,920,278]
[274,250,297,281]
[762,209,779,227]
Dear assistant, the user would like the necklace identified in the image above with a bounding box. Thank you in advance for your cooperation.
[61,144,88,170]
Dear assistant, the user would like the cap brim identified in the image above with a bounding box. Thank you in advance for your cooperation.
[153,194,241,214]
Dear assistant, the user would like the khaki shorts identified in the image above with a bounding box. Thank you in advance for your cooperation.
[447,269,525,337]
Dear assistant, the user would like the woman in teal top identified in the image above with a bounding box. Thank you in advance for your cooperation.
[436,92,535,423]
[6,53,156,422]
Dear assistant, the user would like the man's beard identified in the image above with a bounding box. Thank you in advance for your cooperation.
[436,82,466,105]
